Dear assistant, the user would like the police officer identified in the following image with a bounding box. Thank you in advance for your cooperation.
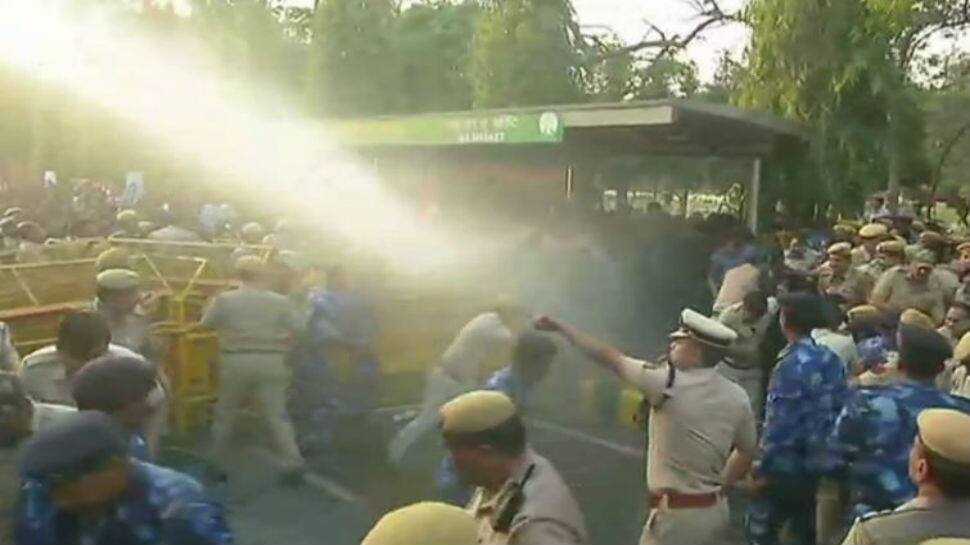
[871,255,947,325]
[440,390,588,545]
[819,242,873,308]
[538,309,757,545]
[93,269,157,359]
[436,331,559,504]
[0,372,75,540]
[229,222,265,263]
[95,247,133,272]
[201,256,305,477]
[361,502,478,545]
[719,290,776,422]
[20,311,139,405]
[112,210,140,238]
[71,354,164,461]
[831,324,970,522]
[748,292,848,545]
[13,411,234,545]
[15,221,47,263]
[859,240,906,281]
[841,409,970,544]
[852,224,889,267]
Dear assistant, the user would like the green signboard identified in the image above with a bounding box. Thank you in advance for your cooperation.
[334,112,564,146]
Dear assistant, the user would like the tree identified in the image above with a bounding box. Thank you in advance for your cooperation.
[924,53,970,197]
[470,0,582,108]
[737,0,917,217]
[395,1,480,113]
[633,55,700,100]
[305,0,399,116]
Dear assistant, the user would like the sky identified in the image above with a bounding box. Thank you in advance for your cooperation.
[277,0,750,81]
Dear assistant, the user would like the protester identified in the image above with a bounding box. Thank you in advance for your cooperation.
[388,302,520,467]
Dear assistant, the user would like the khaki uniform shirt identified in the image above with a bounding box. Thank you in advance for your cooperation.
[19,344,138,405]
[870,266,946,325]
[469,449,588,545]
[617,357,757,493]
[201,285,302,353]
[92,300,157,359]
[935,267,961,306]
[719,302,775,370]
[818,267,873,308]
[951,364,970,400]
[851,246,874,267]
[841,498,970,544]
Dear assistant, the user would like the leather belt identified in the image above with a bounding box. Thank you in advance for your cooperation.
[649,491,719,509]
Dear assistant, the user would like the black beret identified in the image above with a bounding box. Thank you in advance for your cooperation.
[71,355,156,413]
[898,323,952,368]
[17,411,127,480]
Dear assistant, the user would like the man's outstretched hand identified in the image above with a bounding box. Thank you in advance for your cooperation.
[534,316,563,333]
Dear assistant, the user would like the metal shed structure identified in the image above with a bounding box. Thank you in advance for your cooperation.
[333,99,805,232]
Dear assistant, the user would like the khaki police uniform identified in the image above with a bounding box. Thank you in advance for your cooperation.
[870,266,947,325]
[440,391,587,545]
[718,300,776,420]
[617,310,757,545]
[202,268,304,468]
[19,344,139,405]
[468,449,588,545]
[819,267,874,308]
[363,502,478,545]
[841,409,970,545]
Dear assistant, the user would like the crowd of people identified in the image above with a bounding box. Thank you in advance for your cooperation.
[0,183,969,545]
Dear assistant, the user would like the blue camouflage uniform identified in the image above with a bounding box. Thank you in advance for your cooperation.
[857,335,894,371]
[435,366,530,505]
[829,381,970,519]
[746,337,848,545]
[15,460,233,545]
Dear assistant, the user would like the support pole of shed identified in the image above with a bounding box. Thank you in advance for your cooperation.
[747,157,762,234]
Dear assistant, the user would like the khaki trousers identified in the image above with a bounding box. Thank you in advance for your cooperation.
[212,353,303,468]
[640,497,729,545]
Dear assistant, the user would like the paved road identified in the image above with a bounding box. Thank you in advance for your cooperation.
[214,413,747,545]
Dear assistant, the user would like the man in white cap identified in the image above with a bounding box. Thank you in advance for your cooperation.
[201,255,305,480]
[388,303,520,466]
[841,408,970,544]
[537,308,757,545]
[440,390,588,545]
[361,502,478,545]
